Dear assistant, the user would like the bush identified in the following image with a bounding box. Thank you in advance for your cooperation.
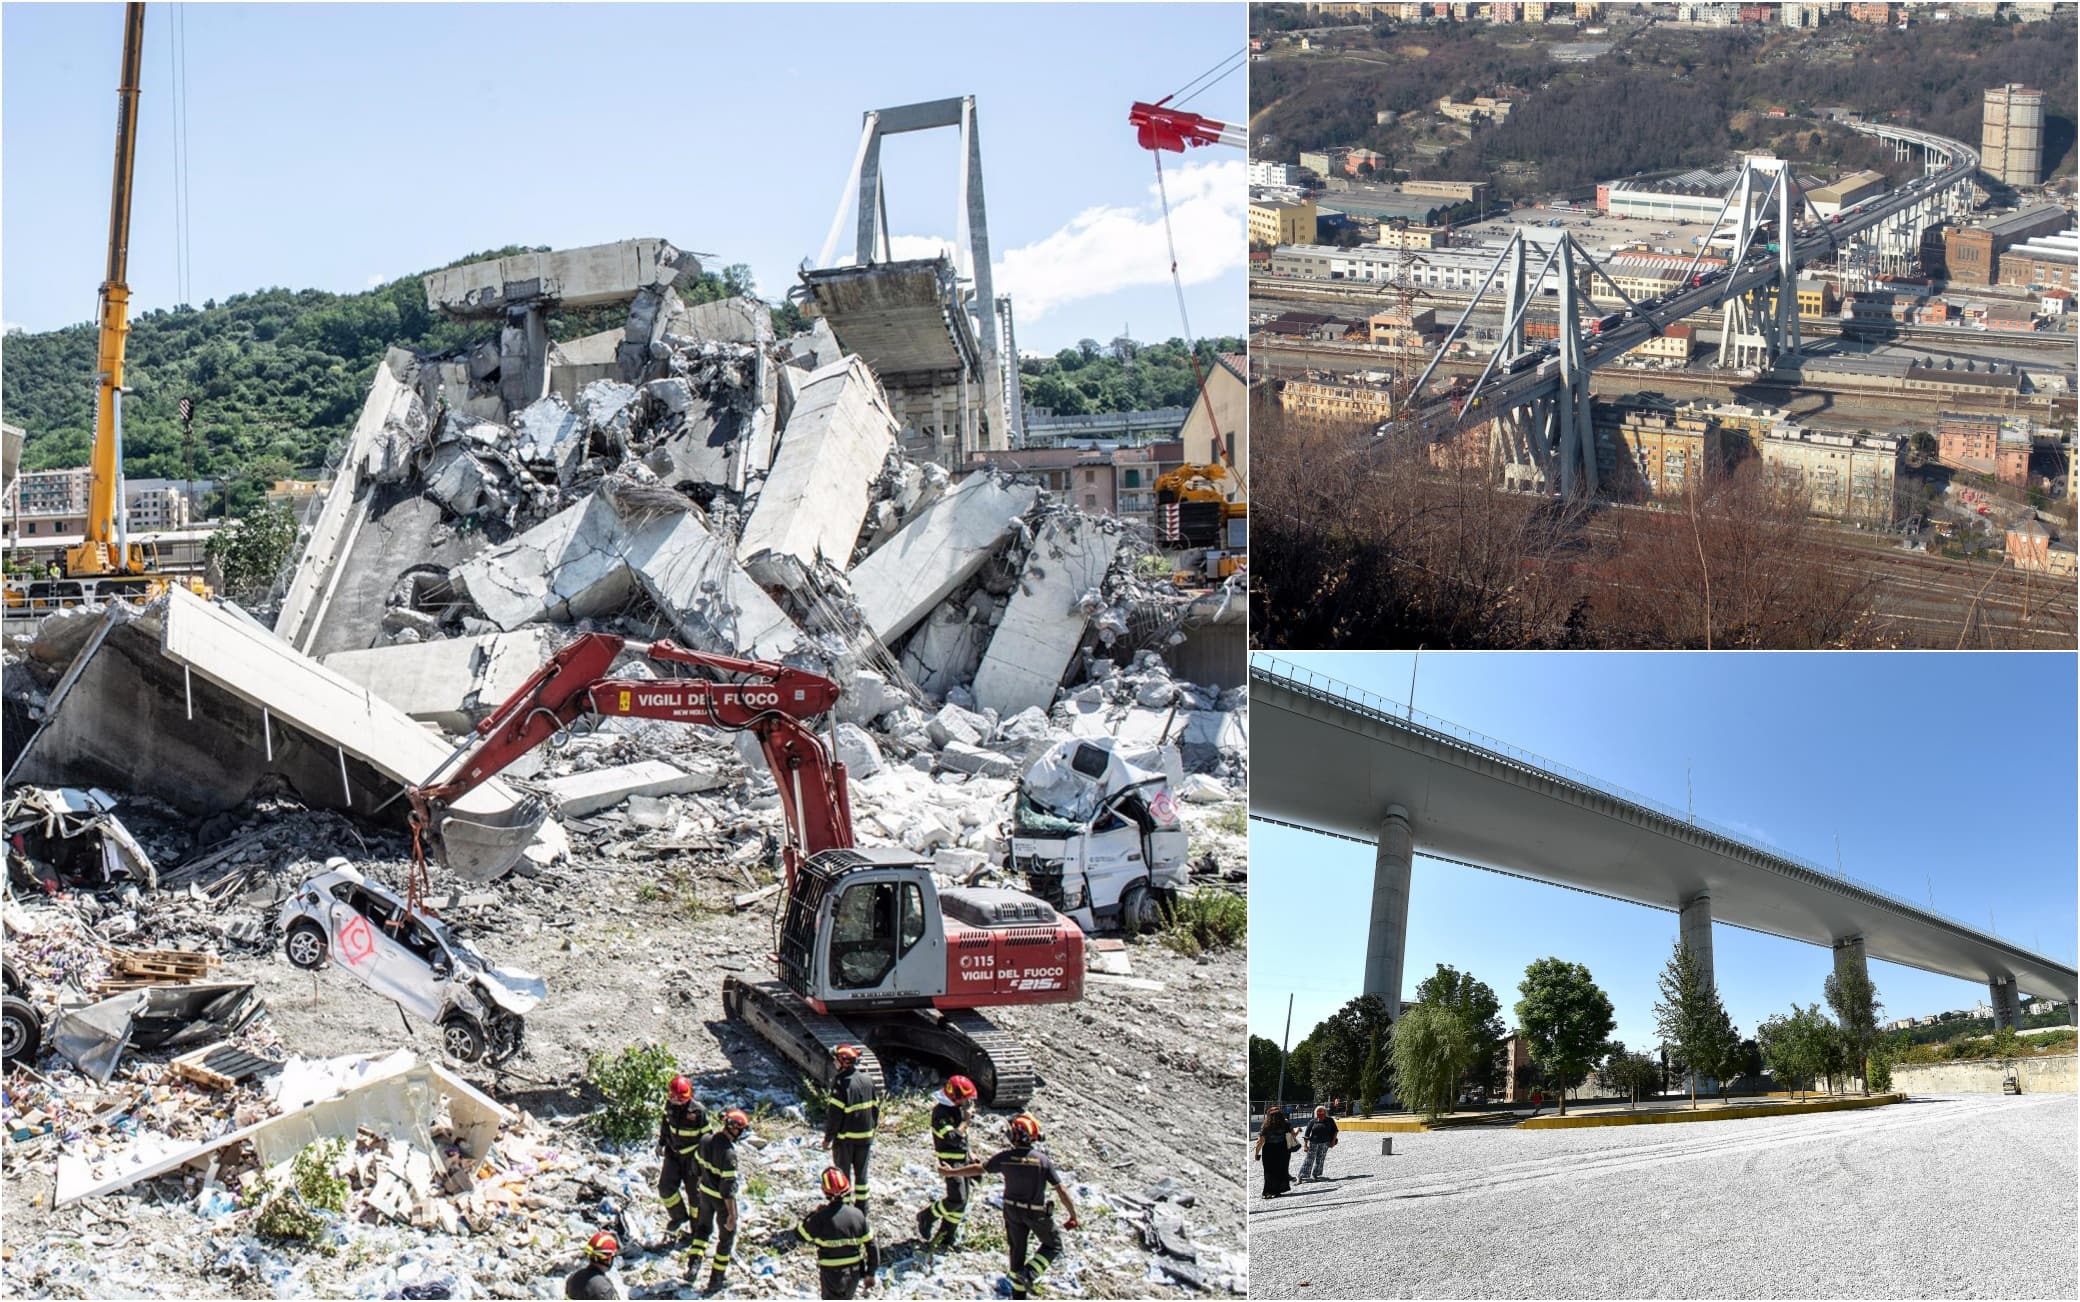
[246,1138,347,1250]
[586,1043,681,1144]
[292,1138,349,1212]
[1160,888,1246,957]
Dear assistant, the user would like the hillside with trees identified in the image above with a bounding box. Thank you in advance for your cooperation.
[1,253,777,516]
[1017,337,1243,418]
[1250,6,2076,200]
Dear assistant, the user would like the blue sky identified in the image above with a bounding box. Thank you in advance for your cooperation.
[1,3,1244,353]
[1250,652,2080,1054]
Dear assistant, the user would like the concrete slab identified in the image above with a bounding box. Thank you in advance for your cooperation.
[848,474,1039,643]
[424,239,692,316]
[666,296,775,345]
[8,589,534,832]
[900,602,990,699]
[320,630,555,732]
[738,355,898,583]
[971,517,1121,716]
[452,487,805,664]
[540,759,722,817]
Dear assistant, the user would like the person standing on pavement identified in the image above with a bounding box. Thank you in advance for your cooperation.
[1254,1103,1293,1198]
[917,1072,979,1249]
[784,1167,880,1299]
[657,1075,708,1240]
[1298,1105,1339,1183]
[565,1231,625,1299]
[943,1113,1080,1300]
[824,1044,880,1210]
[686,1108,749,1294]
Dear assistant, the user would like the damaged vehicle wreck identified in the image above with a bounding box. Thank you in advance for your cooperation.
[277,860,544,1065]
[1009,737,1191,936]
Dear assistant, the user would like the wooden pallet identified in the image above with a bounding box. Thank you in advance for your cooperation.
[168,1042,280,1092]
[110,950,221,981]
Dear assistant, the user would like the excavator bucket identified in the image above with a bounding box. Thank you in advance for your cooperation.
[429,796,548,883]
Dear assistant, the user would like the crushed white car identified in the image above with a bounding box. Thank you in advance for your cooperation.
[276,859,545,1064]
[1006,737,1190,935]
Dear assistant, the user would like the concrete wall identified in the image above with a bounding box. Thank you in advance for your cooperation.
[424,239,683,316]
[1893,1055,2076,1095]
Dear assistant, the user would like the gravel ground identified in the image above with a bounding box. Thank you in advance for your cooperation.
[2,788,1248,1298]
[1248,1094,2078,1300]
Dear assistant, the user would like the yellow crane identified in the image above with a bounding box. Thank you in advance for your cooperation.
[11,3,205,610]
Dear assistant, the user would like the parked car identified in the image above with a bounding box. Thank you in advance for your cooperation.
[277,860,544,1064]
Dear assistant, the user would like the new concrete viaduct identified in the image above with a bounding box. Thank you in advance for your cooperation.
[1251,658,2078,1028]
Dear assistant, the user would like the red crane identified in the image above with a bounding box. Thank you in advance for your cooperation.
[406,633,1082,1104]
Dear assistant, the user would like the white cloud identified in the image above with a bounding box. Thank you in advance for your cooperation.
[993,157,1245,321]
[365,273,389,288]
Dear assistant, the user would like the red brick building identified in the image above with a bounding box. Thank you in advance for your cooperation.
[1937,412,1999,467]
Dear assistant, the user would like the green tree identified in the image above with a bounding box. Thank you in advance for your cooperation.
[1412,963,1508,1098]
[1652,938,1735,1108]
[1597,1041,1660,1109]
[205,502,298,601]
[1358,1022,1389,1117]
[1823,959,1883,1096]
[1250,1035,1289,1109]
[1759,1004,1838,1102]
[1309,994,1393,1110]
[1387,1002,1473,1120]
[1514,958,1616,1116]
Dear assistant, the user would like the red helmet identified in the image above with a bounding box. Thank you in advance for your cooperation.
[585,1230,620,1263]
[1008,1113,1041,1145]
[820,1167,853,1199]
[723,1108,750,1133]
[667,1075,693,1105]
[834,1044,864,1067]
[945,1074,978,1103]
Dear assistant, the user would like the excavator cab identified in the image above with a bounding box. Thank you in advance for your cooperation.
[779,849,946,1007]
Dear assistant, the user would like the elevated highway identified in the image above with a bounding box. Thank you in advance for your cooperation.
[1250,656,2078,1024]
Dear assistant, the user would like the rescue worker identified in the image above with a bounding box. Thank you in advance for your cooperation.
[945,1114,1080,1300]
[823,1044,880,1210]
[564,1230,624,1299]
[783,1167,880,1299]
[916,1073,979,1249]
[686,1108,749,1293]
[656,1074,708,1239]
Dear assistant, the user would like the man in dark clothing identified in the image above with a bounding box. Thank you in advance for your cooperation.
[686,1109,749,1293]
[945,1113,1079,1300]
[1298,1105,1339,1183]
[916,1072,978,1249]
[823,1044,880,1210]
[783,1166,880,1299]
[657,1075,708,1238]
[565,1231,623,1299]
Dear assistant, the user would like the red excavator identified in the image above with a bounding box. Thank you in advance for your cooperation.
[404,633,1082,1105]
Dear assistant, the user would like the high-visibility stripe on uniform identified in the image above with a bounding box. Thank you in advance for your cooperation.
[661,1190,684,1209]
[931,1198,967,1223]
[935,1150,968,1162]
[697,1154,737,1179]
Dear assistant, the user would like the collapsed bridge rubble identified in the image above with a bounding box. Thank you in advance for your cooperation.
[1,237,1248,1298]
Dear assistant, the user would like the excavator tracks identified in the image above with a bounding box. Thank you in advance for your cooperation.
[724,978,1036,1109]
[723,977,887,1094]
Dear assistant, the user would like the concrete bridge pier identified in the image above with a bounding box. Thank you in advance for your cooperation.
[1365,805,1414,1020]
[1680,892,1714,990]
[1989,976,2022,1031]
[1832,935,1868,989]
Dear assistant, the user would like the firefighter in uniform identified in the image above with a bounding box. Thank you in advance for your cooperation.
[656,1075,708,1239]
[686,1108,749,1293]
[784,1167,880,1299]
[946,1114,1080,1299]
[564,1230,624,1299]
[822,1044,880,1210]
[916,1073,979,1249]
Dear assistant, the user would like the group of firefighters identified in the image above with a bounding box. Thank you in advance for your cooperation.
[565,1045,1080,1300]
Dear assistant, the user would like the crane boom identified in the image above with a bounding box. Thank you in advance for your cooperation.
[407,633,853,891]
[68,2,149,581]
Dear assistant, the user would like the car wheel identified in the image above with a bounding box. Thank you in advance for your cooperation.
[3,994,43,1067]
[441,1014,486,1064]
[1120,883,1153,939]
[284,921,329,971]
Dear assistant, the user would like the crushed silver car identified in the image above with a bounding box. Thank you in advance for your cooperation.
[1007,737,1190,936]
[276,859,544,1064]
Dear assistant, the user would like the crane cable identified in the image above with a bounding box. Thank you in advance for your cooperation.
[1150,147,1245,497]
[165,4,194,307]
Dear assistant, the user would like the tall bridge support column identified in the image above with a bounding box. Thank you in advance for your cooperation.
[1831,935,1868,989]
[1679,892,1714,991]
[1365,805,1414,1020]
[1989,976,2022,1031]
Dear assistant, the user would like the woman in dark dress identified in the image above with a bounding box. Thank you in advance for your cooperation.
[1255,1103,1293,1198]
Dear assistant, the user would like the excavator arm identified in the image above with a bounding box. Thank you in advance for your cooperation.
[407,633,852,891]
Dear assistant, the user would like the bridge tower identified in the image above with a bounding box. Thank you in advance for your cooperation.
[1493,234,1549,491]
[1715,159,1801,372]
[1543,239,1598,497]
[1366,806,1415,1020]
